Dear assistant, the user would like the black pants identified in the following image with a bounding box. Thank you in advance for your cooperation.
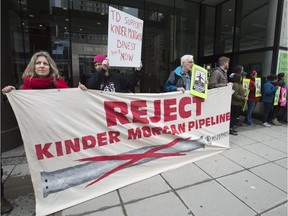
[271,104,286,121]
[262,102,274,123]
[230,105,242,128]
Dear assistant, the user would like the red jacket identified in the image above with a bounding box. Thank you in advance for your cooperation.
[248,78,260,102]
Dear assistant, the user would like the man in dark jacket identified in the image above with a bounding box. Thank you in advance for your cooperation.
[86,54,124,92]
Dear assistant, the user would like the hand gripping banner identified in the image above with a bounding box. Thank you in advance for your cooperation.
[7,86,233,215]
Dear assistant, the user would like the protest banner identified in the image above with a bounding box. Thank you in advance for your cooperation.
[107,6,143,67]
[7,86,232,215]
[190,64,208,99]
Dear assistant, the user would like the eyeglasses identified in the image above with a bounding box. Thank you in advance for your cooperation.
[187,61,194,64]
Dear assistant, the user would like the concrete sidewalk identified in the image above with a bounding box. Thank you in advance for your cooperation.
[2,121,287,216]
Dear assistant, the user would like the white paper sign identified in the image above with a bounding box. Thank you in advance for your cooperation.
[107,6,143,67]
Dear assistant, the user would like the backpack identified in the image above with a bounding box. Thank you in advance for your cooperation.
[161,73,180,92]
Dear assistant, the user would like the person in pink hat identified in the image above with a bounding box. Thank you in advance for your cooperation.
[244,70,260,125]
[86,54,142,92]
[86,54,121,92]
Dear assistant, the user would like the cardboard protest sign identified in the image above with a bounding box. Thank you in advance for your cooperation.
[255,77,262,97]
[107,6,143,67]
[274,86,281,105]
[242,78,250,111]
[280,87,287,107]
[190,64,208,99]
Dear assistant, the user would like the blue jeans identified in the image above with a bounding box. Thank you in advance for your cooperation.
[262,102,274,123]
[245,101,257,125]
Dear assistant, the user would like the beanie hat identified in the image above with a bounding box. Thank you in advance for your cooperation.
[250,70,257,77]
[93,54,106,64]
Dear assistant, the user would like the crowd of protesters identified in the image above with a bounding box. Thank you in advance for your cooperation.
[1,51,287,212]
[208,56,287,135]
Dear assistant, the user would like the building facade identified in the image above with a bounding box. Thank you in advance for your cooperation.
[1,0,288,150]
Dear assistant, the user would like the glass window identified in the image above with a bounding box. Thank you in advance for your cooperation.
[174,1,199,58]
[239,50,273,78]
[240,0,277,51]
[143,0,174,93]
[4,0,72,86]
[280,0,288,48]
[202,6,215,56]
[215,0,235,54]
[5,0,24,87]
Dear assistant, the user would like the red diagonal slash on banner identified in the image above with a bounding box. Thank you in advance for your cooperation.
[77,137,190,187]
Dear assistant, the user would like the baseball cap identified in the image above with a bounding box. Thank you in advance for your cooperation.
[93,54,106,64]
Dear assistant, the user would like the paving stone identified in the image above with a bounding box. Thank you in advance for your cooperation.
[161,162,211,189]
[61,191,121,215]
[119,175,171,203]
[194,154,244,178]
[242,143,287,161]
[177,180,256,216]
[240,129,276,142]
[85,206,125,216]
[124,192,189,216]
[228,134,258,146]
[218,170,287,213]
[274,158,287,169]
[261,202,288,216]
[221,147,269,168]
[260,138,287,154]
[250,163,287,193]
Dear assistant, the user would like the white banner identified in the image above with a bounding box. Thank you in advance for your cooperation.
[7,86,232,215]
[107,6,143,67]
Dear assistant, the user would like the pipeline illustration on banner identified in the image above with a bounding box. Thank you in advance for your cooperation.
[41,136,212,198]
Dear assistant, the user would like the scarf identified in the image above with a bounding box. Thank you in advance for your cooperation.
[22,77,69,89]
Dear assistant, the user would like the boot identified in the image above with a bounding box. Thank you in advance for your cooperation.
[271,118,282,126]
[1,198,13,214]
[229,128,238,135]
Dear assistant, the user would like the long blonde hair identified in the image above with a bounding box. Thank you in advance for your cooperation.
[22,51,60,83]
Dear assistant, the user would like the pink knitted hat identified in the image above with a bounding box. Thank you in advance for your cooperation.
[250,70,257,77]
[93,54,106,64]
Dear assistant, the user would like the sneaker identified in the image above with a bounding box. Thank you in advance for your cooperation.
[262,122,271,127]
[271,118,282,126]
[1,198,13,214]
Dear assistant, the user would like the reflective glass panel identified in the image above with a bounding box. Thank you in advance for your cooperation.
[240,0,276,51]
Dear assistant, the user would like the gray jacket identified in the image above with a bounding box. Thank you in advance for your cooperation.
[208,67,228,89]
